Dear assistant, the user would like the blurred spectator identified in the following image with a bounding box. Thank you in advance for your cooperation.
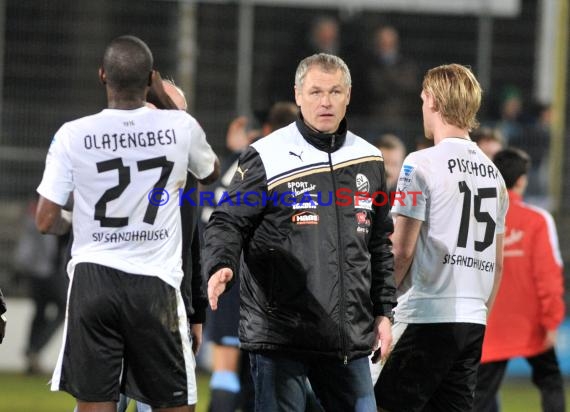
[13,198,68,374]
[494,85,524,145]
[373,133,406,193]
[513,102,552,199]
[474,147,565,412]
[303,15,340,55]
[366,25,420,133]
[268,15,341,104]
[415,135,434,151]
[472,127,505,159]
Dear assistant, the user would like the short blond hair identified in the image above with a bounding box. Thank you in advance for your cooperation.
[295,53,351,89]
[422,64,482,131]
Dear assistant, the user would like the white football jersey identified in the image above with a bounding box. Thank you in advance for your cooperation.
[393,138,508,325]
[37,107,216,288]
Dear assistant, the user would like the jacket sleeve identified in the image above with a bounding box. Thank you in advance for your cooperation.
[368,161,396,317]
[187,226,207,324]
[179,226,207,324]
[202,147,267,286]
[532,211,565,331]
[179,174,207,324]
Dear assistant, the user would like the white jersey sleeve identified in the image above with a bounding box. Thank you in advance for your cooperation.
[37,126,74,206]
[187,117,216,180]
[392,156,428,222]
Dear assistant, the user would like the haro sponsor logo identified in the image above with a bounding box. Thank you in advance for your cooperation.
[356,211,371,234]
[356,211,370,226]
[292,211,319,225]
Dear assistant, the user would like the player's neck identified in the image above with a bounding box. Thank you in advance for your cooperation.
[433,124,470,145]
[106,90,146,110]
[107,100,146,110]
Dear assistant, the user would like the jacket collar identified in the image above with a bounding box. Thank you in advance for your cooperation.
[295,114,347,153]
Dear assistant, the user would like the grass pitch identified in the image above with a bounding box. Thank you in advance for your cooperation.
[0,372,567,411]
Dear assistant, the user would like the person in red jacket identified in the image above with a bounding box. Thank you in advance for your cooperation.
[474,147,565,412]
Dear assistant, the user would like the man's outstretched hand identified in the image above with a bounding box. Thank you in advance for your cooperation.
[207,268,234,311]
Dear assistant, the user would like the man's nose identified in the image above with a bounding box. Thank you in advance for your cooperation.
[320,92,332,106]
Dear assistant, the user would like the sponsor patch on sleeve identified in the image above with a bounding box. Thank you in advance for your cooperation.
[397,164,416,191]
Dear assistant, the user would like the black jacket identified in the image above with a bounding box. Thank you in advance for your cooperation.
[203,117,395,362]
[180,174,207,324]
[0,288,5,315]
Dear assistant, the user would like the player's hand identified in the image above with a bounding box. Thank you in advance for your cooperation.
[146,70,177,110]
[544,329,558,350]
[226,116,262,152]
[226,116,250,152]
[190,323,203,355]
[208,268,233,311]
[371,316,393,364]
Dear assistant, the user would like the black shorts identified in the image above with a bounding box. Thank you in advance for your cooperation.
[207,272,240,346]
[375,322,485,412]
[51,262,197,407]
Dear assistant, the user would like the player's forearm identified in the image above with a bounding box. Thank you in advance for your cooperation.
[393,239,415,287]
[391,215,422,288]
[487,234,504,314]
[36,207,71,235]
[198,158,221,185]
[393,253,413,287]
[47,210,72,235]
[486,264,502,314]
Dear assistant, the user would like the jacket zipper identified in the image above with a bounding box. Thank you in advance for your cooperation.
[328,135,348,365]
[267,248,276,312]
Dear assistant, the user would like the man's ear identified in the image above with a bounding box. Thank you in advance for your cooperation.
[294,85,301,107]
[148,70,154,87]
[98,67,106,85]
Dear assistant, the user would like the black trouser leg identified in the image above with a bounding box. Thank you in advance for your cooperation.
[527,348,566,412]
[473,361,507,412]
